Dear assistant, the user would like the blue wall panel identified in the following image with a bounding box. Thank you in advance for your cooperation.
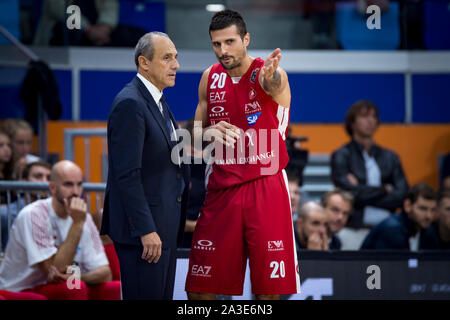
[53,69,72,120]
[289,73,405,123]
[412,74,450,123]
[80,71,200,121]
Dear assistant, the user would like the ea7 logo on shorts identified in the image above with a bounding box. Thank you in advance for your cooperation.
[268,240,284,251]
[193,240,216,251]
[191,265,212,277]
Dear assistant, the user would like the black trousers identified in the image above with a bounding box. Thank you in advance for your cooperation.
[114,242,177,300]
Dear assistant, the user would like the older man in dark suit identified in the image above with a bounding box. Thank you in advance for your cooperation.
[101,32,189,300]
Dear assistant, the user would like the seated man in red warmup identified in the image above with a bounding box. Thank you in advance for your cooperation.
[0,160,120,300]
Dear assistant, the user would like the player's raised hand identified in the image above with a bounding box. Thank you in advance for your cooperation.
[261,48,282,81]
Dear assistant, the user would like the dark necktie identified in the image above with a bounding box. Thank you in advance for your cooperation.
[160,95,175,141]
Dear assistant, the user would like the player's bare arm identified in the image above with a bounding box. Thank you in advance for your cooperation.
[259,48,291,108]
[38,197,87,275]
[194,67,240,148]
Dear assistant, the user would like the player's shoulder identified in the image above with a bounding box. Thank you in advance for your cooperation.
[16,198,51,225]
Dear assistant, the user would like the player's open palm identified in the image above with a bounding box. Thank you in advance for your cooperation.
[261,48,281,81]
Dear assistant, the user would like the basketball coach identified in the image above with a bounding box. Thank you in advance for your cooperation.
[101,32,190,300]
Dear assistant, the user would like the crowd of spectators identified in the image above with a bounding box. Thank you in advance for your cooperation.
[0,96,448,301]
[0,119,120,300]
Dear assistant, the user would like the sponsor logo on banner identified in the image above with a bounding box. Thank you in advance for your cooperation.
[209,91,226,103]
[193,240,216,252]
[247,112,261,126]
[268,240,284,251]
[191,265,212,277]
[250,68,259,83]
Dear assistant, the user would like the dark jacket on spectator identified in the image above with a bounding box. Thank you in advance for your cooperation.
[360,211,440,250]
[424,222,450,250]
[329,234,342,250]
[331,140,409,228]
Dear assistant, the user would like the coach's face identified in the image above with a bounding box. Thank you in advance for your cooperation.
[210,24,249,70]
[141,36,179,91]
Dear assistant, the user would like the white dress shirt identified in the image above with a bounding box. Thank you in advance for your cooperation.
[362,150,391,226]
[136,73,177,139]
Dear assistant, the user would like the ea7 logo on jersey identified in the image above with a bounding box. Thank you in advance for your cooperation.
[191,265,212,277]
[245,101,262,114]
[268,240,284,251]
[209,91,226,103]
[246,113,261,126]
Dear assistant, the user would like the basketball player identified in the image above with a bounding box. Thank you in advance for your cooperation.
[185,10,300,300]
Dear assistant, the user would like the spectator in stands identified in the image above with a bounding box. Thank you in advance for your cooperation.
[2,119,40,179]
[425,190,450,250]
[331,100,408,249]
[34,0,146,47]
[294,201,329,250]
[287,169,302,220]
[361,183,439,251]
[0,130,13,181]
[0,160,120,300]
[321,189,354,250]
[0,130,13,221]
[440,153,450,191]
[1,161,52,251]
[181,118,206,248]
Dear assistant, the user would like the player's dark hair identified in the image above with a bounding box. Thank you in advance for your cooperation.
[344,100,380,136]
[406,183,438,205]
[209,10,247,39]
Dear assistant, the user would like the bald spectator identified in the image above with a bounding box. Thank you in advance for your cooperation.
[321,189,354,250]
[0,160,120,300]
[294,201,329,250]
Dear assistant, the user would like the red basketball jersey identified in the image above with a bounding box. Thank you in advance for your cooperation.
[205,58,290,190]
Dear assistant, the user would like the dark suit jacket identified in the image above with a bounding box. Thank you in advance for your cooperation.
[331,140,409,228]
[360,211,440,250]
[100,76,189,249]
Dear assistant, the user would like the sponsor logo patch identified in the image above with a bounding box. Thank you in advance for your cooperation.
[246,112,261,126]
[268,240,284,251]
[193,240,216,251]
[250,68,260,83]
[191,265,212,277]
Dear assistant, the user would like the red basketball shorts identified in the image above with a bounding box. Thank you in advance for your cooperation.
[185,170,301,295]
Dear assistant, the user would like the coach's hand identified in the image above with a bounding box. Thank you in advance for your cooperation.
[141,232,162,263]
[205,121,240,148]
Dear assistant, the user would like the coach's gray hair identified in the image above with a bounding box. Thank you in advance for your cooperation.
[134,31,169,68]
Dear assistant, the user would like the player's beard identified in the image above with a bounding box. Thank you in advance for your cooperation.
[219,48,246,70]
